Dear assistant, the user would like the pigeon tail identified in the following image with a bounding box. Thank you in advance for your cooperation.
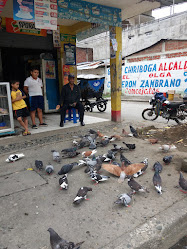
[118,171,126,183]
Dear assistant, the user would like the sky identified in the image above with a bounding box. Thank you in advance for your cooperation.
[152,2,187,19]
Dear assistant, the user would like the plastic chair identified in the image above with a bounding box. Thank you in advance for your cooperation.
[64,107,80,123]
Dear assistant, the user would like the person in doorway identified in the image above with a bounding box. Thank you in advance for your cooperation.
[24,67,47,129]
[56,74,85,127]
[11,80,31,136]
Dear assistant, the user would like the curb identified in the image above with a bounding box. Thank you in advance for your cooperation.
[100,197,187,249]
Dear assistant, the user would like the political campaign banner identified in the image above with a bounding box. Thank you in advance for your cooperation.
[106,57,187,95]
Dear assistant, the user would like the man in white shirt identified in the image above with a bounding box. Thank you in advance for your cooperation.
[24,67,47,129]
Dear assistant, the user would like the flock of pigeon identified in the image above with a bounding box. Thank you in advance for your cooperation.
[5,125,187,249]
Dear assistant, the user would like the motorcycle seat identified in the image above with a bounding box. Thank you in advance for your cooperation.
[167,102,184,108]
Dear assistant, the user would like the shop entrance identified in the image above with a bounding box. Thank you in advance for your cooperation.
[0,47,59,112]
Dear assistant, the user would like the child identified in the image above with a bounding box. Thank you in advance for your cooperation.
[11,80,31,136]
[24,67,47,129]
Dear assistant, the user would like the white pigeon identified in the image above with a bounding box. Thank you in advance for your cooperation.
[6,153,24,162]
[159,144,176,152]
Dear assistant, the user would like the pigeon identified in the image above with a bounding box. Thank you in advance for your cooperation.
[128,177,149,193]
[148,138,158,144]
[73,187,92,204]
[120,153,132,166]
[102,161,148,182]
[61,147,77,153]
[153,161,163,173]
[130,125,138,138]
[62,151,80,158]
[133,158,148,177]
[114,192,134,207]
[123,142,136,150]
[6,153,24,162]
[90,171,110,184]
[112,144,126,151]
[159,145,176,152]
[45,164,54,174]
[82,149,97,158]
[48,227,84,249]
[59,174,68,190]
[35,160,43,171]
[58,162,78,175]
[122,128,133,137]
[153,171,162,194]
[163,155,173,164]
[97,138,110,147]
[109,134,122,141]
[103,150,116,162]
[51,150,61,163]
[97,130,105,138]
[89,129,97,135]
[179,172,187,193]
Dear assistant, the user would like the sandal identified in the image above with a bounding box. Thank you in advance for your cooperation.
[22,131,28,136]
[27,131,31,135]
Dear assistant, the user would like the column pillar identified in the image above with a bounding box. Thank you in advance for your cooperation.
[110,26,122,122]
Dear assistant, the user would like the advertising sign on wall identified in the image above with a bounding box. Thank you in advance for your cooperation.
[6,17,47,36]
[34,0,57,30]
[13,0,34,22]
[58,0,121,27]
[64,43,76,65]
[106,57,187,95]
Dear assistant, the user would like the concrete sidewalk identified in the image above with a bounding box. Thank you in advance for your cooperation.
[0,121,186,249]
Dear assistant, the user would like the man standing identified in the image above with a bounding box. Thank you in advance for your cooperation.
[24,67,47,129]
[56,74,85,127]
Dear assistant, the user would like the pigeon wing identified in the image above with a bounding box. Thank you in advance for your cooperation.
[102,164,122,176]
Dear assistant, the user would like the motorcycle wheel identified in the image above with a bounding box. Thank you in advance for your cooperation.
[142,108,158,121]
[97,102,107,112]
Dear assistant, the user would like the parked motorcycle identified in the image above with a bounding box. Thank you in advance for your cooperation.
[142,92,187,124]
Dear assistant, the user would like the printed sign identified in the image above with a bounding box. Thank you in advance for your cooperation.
[0,0,8,14]
[58,0,121,27]
[45,60,56,79]
[60,34,76,43]
[13,0,34,22]
[53,27,61,47]
[106,57,187,95]
[6,18,47,36]
[34,0,57,30]
[64,43,76,65]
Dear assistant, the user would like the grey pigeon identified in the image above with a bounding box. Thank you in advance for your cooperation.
[59,174,68,190]
[51,150,61,163]
[163,155,173,164]
[61,147,77,153]
[179,172,187,193]
[58,162,78,175]
[45,164,54,174]
[48,227,84,249]
[90,170,110,184]
[62,151,80,158]
[114,192,134,207]
[123,142,136,150]
[128,177,149,193]
[73,187,92,204]
[112,144,127,152]
[35,160,43,171]
[153,161,163,173]
[130,125,138,137]
[153,171,162,194]
[120,153,132,166]
[97,138,110,147]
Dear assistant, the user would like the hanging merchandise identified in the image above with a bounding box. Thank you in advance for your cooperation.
[34,0,57,30]
[13,0,35,22]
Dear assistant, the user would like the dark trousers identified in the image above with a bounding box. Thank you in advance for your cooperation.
[60,102,84,123]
